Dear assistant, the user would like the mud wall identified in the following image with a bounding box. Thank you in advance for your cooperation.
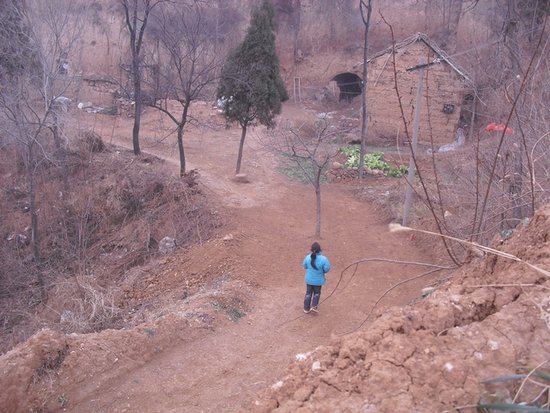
[366,40,470,145]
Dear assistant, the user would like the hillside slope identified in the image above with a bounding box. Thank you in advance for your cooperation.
[250,206,550,412]
[0,102,443,413]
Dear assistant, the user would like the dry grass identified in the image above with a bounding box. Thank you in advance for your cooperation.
[0,138,222,353]
[55,277,123,333]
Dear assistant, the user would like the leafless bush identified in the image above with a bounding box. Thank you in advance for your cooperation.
[77,130,106,154]
[0,136,221,352]
[378,9,549,263]
[56,277,123,334]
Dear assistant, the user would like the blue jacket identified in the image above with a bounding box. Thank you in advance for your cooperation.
[303,253,331,286]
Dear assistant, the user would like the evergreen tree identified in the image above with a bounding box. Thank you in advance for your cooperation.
[217,0,288,175]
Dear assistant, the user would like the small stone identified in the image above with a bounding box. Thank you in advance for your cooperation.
[450,294,462,304]
[271,381,283,390]
[421,287,435,298]
[295,352,311,361]
[234,173,249,183]
[159,237,176,254]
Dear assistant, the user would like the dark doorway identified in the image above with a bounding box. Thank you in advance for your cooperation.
[332,72,362,102]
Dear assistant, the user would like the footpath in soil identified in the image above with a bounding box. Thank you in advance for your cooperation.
[2,102,547,413]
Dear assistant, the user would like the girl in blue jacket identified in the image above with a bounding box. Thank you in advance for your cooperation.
[303,242,331,313]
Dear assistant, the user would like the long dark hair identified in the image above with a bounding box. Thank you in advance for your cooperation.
[310,242,321,270]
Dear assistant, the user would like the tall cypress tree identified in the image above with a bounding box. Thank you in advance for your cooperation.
[217,0,288,175]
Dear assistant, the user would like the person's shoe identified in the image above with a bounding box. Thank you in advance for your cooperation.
[303,309,310,313]
[310,307,319,313]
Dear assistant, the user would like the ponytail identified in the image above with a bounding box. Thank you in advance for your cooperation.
[310,242,321,270]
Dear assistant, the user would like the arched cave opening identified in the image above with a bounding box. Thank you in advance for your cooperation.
[332,72,362,102]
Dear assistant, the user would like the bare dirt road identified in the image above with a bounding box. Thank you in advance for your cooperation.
[66,101,441,412]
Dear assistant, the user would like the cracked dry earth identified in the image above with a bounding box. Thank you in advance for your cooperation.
[1,102,549,413]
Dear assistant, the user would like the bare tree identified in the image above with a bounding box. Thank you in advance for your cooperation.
[425,0,464,54]
[146,1,221,176]
[39,0,86,196]
[270,119,345,238]
[358,0,373,179]
[378,5,548,261]
[120,0,166,156]
[0,0,88,297]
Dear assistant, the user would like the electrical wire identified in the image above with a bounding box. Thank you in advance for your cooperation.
[276,258,455,329]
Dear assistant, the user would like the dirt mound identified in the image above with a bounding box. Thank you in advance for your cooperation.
[249,206,550,412]
[0,273,251,413]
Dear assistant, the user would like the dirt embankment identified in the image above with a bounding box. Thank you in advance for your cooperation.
[249,207,550,412]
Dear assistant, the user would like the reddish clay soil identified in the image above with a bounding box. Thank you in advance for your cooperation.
[80,102,441,412]
[1,101,549,413]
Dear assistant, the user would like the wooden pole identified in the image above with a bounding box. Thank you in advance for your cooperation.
[293,77,301,104]
[402,64,425,226]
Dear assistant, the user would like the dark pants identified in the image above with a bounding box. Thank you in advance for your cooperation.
[304,284,322,311]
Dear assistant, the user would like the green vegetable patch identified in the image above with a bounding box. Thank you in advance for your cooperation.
[341,146,407,177]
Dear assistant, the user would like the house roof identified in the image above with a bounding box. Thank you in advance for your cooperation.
[366,32,474,86]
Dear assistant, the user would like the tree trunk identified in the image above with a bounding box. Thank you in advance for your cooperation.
[505,0,524,226]
[402,65,425,226]
[510,149,523,224]
[315,183,321,238]
[28,160,40,264]
[445,0,463,54]
[122,0,150,157]
[26,143,46,300]
[51,111,69,196]
[236,123,247,175]
[132,57,142,155]
[177,124,186,177]
[358,0,372,178]
[315,168,322,238]
[177,102,191,177]
[501,153,509,231]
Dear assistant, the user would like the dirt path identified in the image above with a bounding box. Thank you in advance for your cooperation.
[71,103,441,412]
